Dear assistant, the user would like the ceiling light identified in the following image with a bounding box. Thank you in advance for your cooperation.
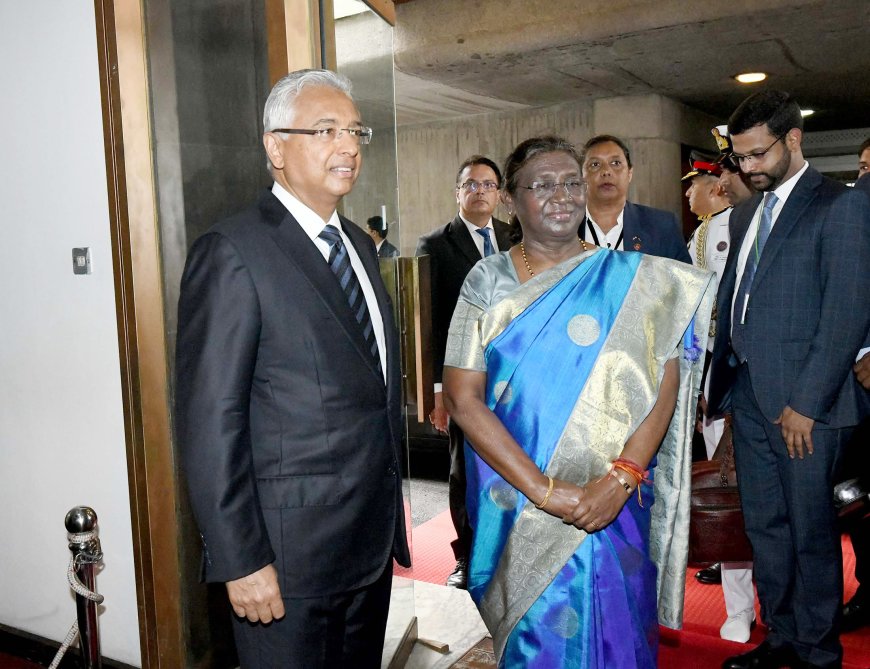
[800,109,814,117]
[734,72,768,84]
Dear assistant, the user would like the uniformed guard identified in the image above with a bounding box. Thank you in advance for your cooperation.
[683,149,730,309]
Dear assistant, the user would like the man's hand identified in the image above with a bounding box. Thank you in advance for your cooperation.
[774,405,815,459]
[429,391,449,434]
[226,564,285,624]
[855,353,870,390]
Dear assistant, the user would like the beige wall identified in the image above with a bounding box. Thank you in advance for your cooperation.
[0,2,141,664]
[396,93,720,255]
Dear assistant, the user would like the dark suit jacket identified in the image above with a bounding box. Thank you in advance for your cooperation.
[415,215,511,383]
[582,201,691,263]
[377,239,400,258]
[175,189,410,598]
[708,166,870,426]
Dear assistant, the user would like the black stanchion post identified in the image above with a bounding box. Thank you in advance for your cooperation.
[65,506,103,669]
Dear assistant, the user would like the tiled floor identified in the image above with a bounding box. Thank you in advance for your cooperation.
[383,578,489,669]
[383,458,492,667]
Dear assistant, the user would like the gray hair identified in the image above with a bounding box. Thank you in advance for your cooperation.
[263,69,354,132]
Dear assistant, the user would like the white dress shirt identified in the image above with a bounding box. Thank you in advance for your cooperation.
[731,161,808,330]
[583,208,624,250]
[459,214,500,257]
[272,182,387,380]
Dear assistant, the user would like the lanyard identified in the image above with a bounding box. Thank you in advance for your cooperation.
[585,218,623,250]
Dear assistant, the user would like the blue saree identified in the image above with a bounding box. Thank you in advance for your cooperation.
[444,248,714,668]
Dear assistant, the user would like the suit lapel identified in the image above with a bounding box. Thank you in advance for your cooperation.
[493,217,512,251]
[717,196,759,322]
[621,202,638,251]
[449,215,485,265]
[340,216,401,449]
[258,192,380,378]
[584,204,637,251]
[340,215,394,382]
[752,168,820,289]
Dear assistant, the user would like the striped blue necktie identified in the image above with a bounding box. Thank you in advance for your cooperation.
[318,225,381,374]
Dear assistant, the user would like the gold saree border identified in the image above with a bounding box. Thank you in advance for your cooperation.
[472,252,715,661]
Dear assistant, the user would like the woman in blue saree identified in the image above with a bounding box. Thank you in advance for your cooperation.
[442,137,714,668]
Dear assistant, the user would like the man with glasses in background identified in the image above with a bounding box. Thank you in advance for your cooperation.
[708,90,870,669]
[416,155,511,589]
[580,134,691,262]
[176,69,410,668]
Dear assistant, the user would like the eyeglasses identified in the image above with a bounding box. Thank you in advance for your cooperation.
[520,180,587,199]
[731,134,785,166]
[458,180,499,193]
[270,126,373,145]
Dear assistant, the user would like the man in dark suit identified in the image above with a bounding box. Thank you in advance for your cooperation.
[175,69,410,669]
[708,91,870,669]
[415,155,510,588]
[580,134,691,262]
[840,137,870,632]
[366,215,399,258]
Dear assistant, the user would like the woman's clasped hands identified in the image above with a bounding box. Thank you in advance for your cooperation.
[541,475,632,534]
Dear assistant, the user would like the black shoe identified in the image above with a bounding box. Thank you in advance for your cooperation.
[696,562,722,585]
[721,640,799,669]
[842,593,870,632]
[445,558,468,589]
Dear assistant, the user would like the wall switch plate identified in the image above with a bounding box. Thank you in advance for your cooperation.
[72,247,91,275]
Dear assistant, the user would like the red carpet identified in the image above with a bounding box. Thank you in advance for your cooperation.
[399,509,870,668]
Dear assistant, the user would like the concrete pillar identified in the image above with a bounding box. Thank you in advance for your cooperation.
[592,94,686,216]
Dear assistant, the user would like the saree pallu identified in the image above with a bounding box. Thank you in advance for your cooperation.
[447,249,714,668]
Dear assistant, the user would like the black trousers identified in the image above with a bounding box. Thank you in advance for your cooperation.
[732,366,849,668]
[448,419,472,560]
[231,559,393,669]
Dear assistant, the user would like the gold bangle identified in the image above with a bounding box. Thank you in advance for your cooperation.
[535,475,554,510]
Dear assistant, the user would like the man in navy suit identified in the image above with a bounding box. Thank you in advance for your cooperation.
[839,137,870,632]
[416,155,511,589]
[709,91,870,669]
[580,134,691,262]
[175,69,410,668]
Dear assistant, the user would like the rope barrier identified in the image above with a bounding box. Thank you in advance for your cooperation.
[48,530,104,669]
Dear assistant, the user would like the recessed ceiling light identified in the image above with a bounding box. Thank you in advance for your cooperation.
[800,109,815,117]
[734,72,768,84]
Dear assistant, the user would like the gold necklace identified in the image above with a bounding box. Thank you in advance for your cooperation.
[520,239,589,277]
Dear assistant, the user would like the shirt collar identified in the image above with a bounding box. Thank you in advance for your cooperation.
[458,213,494,234]
[585,206,624,229]
[770,160,809,206]
[271,181,340,241]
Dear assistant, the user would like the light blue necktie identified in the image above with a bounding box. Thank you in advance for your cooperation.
[475,227,494,257]
[732,191,778,361]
